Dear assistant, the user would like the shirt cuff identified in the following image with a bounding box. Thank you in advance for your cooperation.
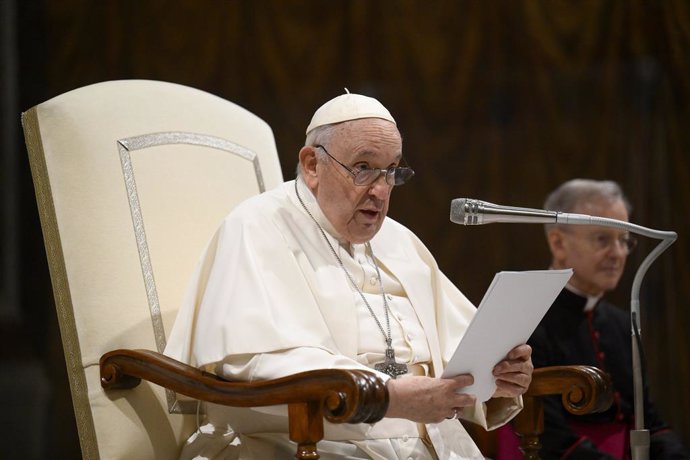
[460,395,523,430]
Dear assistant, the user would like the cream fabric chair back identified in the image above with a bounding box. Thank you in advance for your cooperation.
[22,80,283,460]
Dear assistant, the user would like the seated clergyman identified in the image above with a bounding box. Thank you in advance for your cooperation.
[165,91,534,459]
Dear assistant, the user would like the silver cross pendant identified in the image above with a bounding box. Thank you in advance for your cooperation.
[374,347,408,379]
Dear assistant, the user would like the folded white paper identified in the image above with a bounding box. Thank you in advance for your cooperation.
[441,269,573,401]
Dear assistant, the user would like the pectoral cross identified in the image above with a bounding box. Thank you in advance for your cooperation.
[375,347,408,379]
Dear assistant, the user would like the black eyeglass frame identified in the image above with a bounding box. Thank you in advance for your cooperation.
[315,144,415,186]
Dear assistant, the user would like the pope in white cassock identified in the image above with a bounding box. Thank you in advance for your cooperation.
[165,92,534,459]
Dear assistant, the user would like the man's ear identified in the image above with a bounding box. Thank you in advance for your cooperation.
[298,146,319,189]
[547,228,567,263]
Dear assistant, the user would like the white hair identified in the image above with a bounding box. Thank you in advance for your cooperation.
[543,178,631,232]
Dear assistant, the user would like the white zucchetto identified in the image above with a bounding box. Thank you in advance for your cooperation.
[306,89,396,135]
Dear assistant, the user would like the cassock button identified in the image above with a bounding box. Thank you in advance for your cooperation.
[616,413,625,422]
[597,351,605,361]
[593,331,601,340]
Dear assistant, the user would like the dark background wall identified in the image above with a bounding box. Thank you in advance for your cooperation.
[1,1,688,458]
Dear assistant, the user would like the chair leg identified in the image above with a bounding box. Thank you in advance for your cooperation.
[513,396,544,460]
[289,401,324,459]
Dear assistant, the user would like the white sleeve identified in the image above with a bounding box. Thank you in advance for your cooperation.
[215,346,391,383]
[214,347,391,418]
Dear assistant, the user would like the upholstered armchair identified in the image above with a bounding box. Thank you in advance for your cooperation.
[22,80,611,459]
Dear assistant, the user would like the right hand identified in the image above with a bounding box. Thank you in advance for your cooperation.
[385,374,476,423]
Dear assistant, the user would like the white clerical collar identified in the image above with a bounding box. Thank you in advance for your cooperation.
[294,178,350,248]
[564,283,602,312]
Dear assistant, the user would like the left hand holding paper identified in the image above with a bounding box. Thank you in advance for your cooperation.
[491,344,533,398]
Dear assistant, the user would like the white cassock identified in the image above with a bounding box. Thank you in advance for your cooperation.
[165,179,523,459]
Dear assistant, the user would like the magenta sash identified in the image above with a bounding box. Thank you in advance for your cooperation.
[495,420,629,459]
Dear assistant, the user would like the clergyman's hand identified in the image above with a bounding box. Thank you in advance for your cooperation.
[492,344,533,398]
[385,374,476,424]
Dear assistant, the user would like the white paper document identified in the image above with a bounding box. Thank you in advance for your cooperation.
[441,269,573,401]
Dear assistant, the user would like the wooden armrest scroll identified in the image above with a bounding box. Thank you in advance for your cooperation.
[514,365,613,459]
[525,365,613,415]
[100,349,389,459]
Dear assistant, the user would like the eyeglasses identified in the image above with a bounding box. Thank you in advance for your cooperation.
[567,230,638,254]
[316,145,415,186]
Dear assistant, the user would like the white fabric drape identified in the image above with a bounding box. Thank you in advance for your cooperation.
[166,180,522,459]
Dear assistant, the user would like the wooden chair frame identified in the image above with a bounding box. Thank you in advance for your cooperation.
[515,365,612,459]
[100,350,612,459]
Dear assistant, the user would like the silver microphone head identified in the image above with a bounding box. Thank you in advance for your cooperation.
[450,198,558,225]
[450,198,485,225]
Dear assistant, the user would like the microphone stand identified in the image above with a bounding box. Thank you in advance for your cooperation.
[555,214,677,460]
[450,199,678,459]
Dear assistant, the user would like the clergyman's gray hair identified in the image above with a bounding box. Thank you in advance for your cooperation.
[543,178,632,233]
[295,124,339,178]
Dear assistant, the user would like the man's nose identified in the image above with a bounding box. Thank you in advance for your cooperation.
[608,240,629,257]
[368,172,392,198]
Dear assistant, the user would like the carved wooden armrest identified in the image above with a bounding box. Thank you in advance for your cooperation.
[100,349,389,459]
[513,365,613,459]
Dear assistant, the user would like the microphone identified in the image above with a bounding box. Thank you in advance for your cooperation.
[450,198,628,227]
[450,198,557,225]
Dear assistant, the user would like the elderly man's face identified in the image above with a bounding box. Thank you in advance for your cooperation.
[302,118,403,244]
[548,198,631,296]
